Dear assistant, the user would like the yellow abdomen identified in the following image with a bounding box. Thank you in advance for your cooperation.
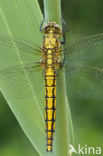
[45,68,56,152]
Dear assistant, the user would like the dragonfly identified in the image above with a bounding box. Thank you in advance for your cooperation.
[0,21,103,152]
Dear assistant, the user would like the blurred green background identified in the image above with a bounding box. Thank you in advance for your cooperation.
[0,0,103,155]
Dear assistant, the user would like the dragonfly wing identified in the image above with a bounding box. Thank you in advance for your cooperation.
[0,62,44,100]
[64,33,103,99]
[0,34,41,56]
[64,33,103,56]
[65,66,103,99]
[0,34,43,100]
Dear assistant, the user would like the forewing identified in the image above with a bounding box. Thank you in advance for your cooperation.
[0,34,41,55]
[64,33,103,56]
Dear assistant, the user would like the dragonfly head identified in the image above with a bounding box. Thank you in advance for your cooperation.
[43,22,61,35]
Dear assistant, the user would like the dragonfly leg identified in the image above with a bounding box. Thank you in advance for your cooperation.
[62,18,69,34]
[61,34,65,44]
[40,18,45,32]
[59,61,65,68]
[60,18,69,44]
